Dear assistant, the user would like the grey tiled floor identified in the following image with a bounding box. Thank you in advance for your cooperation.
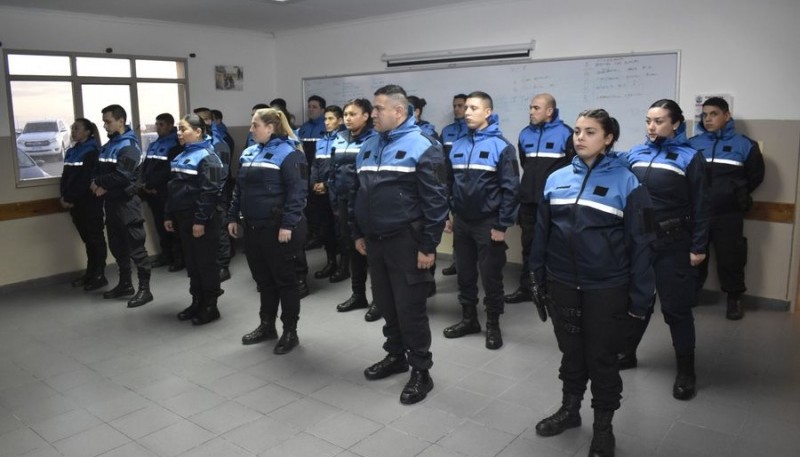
[1,250,799,457]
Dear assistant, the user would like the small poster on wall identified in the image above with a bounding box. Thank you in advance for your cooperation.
[215,65,243,91]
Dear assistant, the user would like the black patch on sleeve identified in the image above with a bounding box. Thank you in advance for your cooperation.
[264,153,274,160]
[296,162,308,179]
[453,153,464,158]
[395,150,407,159]
[479,151,489,159]
[118,155,137,172]
[363,150,371,159]
[723,145,732,152]
[546,142,554,149]
[524,143,533,148]
[556,185,571,189]
[666,152,678,161]
[183,158,191,164]
[639,207,656,233]
[593,186,609,197]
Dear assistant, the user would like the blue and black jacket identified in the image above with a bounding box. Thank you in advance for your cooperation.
[93,127,141,201]
[440,118,468,155]
[328,127,377,203]
[448,114,519,230]
[209,124,231,185]
[298,116,327,165]
[517,110,574,205]
[688,119,764,215]
[311,126,345,187]
[61,139,101,204]
[417,120,439,141]
[165,139,223,225]
[530,153,656,316]
[623,126,709,254]
[352,111,448,254]
[214,121,235,153]
[140,128,181,191]
[228,135,308,230]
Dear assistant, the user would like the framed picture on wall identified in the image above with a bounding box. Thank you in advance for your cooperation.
[215,65,243,91]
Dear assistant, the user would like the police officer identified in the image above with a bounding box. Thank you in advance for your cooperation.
[354,85,448,405]
[61,118,107,291]
[621,99,709,401]
[688,97,765,320]
[298,95,327,252]
[328,99,378,319]
[91,104,153,308]
[439,93,468,277]
[505,93,574,304]
[140,113,183,271]
[164,114,224,325]
[442,91,519,350]
[407,95,439,140]
[229,108,308,355]
[530,109,655,457]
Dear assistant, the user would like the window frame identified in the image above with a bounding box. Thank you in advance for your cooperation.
[4,49,190,188]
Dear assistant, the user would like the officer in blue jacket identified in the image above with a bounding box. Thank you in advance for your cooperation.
[61,118,107,291]
[439,93,468,277]
[140,113,183,271]
[91,104,153,308]
[442,91,519,350]
[529,109,655,457]
[621,99,709,401]
[228,108,308,355]
[506,93,574,304]
[408,95,439,140]
[688,97,765,320]
[164,114,223,326]
[354,85,448,405]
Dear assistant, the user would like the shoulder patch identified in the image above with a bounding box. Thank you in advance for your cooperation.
[395,150,407,159]
[666,152,678,161]
[363,150,371,159]
[479,151,489,159]
[593,186,609,197]
[546,142,554,149]
[723,145,732,152]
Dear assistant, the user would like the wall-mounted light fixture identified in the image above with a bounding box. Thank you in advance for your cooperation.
[381,40,535,68]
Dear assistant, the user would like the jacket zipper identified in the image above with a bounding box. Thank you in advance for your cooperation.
[569,159,596,289]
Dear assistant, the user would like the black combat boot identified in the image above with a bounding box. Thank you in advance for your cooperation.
[192,294,221,326]
[616,351,638,370]
[535,394,582,436]
[297,278,310,299]
[364,301,381,322]
[400,369,434,405]
[441,263,457,276]
[485,312,503,350]
[127,268,153,308]
[364,354,409,380]
[588,409,615,457]
[314,259,338,279]
[219,267,231,282]
[443,305,481,338]
[241,318,278,345]
[673,349,696,400]
[71,266,89,288]
[177,294,201,321]
[103,270,134,299]
[337,293,369,312]
[273,329,299,354]
[329,256,350,283]
[726,293,744,320]
[83,263,108,291]
[504,286,531,304]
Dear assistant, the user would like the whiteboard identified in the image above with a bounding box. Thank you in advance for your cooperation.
[303,52,679,151]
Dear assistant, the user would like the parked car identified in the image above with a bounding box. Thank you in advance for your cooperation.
[16,119,70,161]
[17,149,51,180]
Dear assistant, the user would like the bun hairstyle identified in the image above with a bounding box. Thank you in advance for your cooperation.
[253,107,298,140]
[577,109,620,152]
[649,98,685,124]
[74,118,101,148]
[181,114,208,137]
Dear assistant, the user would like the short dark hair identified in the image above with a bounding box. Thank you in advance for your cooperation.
[649,99,685,124]
[702,97,730,113]
[374,84,407,98]
[453,93,468,101]
[155,113,174,124]
[307,95,326,108]
[467,91,493,109]
[252,103,269,111]
[577,109,620,152]
[193,107,211,115]
[269,98,287,110]
[324,105,343,119]
[210,109,223,121]
[101,104,127,122]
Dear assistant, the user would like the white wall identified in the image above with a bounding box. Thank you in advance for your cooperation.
[0,7,276,286]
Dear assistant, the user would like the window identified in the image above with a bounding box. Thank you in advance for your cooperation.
[5,51,189,186]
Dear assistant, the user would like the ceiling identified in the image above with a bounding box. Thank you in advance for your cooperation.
[0,0,480,34]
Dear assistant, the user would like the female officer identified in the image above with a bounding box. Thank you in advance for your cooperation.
[310,105,344,280]
[61,118,108,291]
[164,114,224,326]
[620,99,709,401]
[230,108,307,355]
[327,99,378,320]
[530,109,655,457]
[408,96,439,140]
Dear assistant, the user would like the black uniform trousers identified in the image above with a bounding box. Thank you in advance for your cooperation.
[335,198,368,295]
[244,219,307,330]
[104,196,150,274]
[143,189,180,262]
[549,281,629,411]
[173,210,221,297]
[310,192,338,259]
[453,216,507,314]
[69,198,107,275]
[366,228,433,371]
[697,211,747,295]
[216,205,232,269]
[624,236,696,355]
[518,202,538,287]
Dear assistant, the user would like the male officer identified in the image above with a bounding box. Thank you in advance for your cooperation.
[353,84,448,405]
[505,93,573,303]
[91,104,153,308]
[140,113,183,271]
[442,91,519,350]
[439,93,468,276]
[298,95,328,250]
[688,97,764,319]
